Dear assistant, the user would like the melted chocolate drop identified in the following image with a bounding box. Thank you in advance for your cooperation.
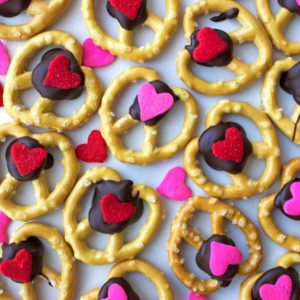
[0,0,31,18]
[210,8,239,22]
[278,0,300,14]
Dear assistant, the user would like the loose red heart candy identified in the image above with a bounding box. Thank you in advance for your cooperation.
[212,127,244,163]
[100,194,136,224]
[108,0,144,20]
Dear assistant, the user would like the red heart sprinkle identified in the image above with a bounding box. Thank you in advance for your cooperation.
[43,55,82,90]
[212,127,244,163]
[0,83,3,107]
[11,143,48,176]
[192,27,229,63]
[108,0,143,20]
[76,130,107,163]
[0,249,33,283]
[101,194,136,224]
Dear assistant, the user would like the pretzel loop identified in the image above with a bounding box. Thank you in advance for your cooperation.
[177,0,273,95]
[168,196,262,295]
[63,167,163,265]
[184,100,281,199]
[81,0,180,62]
[0,123,79,221]
[4,31,103,131]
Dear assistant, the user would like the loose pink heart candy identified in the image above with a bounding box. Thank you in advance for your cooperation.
[0,41,10,75]
[283,182,300,216]
[259,275,292,300]
[103,283,128,300]
[0,211,12,244]
[0,0,9,4]
[189,292,209,300]
[157,167,192,201]
[137,83,174,122]
[82,38,116,68]
[297,0,300,6]
[209,241,243,276]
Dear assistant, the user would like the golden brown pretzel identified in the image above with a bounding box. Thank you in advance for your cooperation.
[168,196,262,295]
[177,0,273,95]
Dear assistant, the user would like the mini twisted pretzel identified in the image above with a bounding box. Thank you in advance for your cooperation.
[240,252,300,299]
[0,223,75,300]
[262,57,300,143]
[100,67,199,165]
[0,0,71,40]
[63,166,162,265]
[258,158,300,252]
[168,196,262,295]
[0,122,79,222]
[184,100,281,199]
[4,30,102,131]
[81,0,180,62]
[81,259,173,300]
[177,0,273,95]
[256,0,300,55]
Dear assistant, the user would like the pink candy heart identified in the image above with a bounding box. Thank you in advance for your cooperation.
[189,292,209,300]
[0,211,12,244]
[297,0,300,6]
[283,182,300,216]
[259,275,292,300]
[0,41,10,75]
[103,283,128,300]
[82,38,116,68]
[209,241,243,276]
[0,0,9,4]
[157,167,192,201]
[137,83,174,122]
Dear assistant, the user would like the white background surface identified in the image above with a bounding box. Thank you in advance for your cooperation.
[2,0,300,299]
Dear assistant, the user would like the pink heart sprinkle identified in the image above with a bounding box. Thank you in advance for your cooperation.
[259,275,292,300]
[189,292,209,300]
[0,0,9,4]
[283,182,300,216]
[157,167,192,201]
[137,83,174,122]
[0,41,10,75]
[297,0,300,7]
[0,211,12,244]
[82,38,116,68]
[103,283,128,300]
[209,241,243,276]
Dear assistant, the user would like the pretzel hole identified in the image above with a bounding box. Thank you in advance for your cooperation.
[277,80,297,117]
[188,211,212,238]
[122,123,145,152]
[234,42,258,65]
[0,11,32,26]
[284,16,300,42]
[0,136,15,180]
[35,279,59,300]
[25,46,55,71]
[13,181,37,206]
[269,1,285,15]
[134,26,155,48]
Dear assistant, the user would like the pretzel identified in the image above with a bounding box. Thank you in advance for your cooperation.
[81,259,173,300]
[4,30,103,131]
[262,57,300,143]
[258,158,300,252]
[100,67,199,165]
[240,252,300,299]
[0,0,71,40]
[168,196,262,295]
[0,122,79,222]
[256,0,300,55]
[81,0,180,62]
[0,222,75,300]
[177,0,273,95]
[184,100,281,199]
[63,166,163,265]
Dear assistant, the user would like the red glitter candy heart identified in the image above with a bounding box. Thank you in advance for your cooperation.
[11,143,48,176]
[212,127,244,163]
[0,249,33,283]
[192,27,229,63]
[108,0,144,20]
[100,194,136,224]
[76,130,107,163]
[43,55,82,89]
[0,83,3,107]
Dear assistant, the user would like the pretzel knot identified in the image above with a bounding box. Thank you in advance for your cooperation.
[240,252,300,299]
[63,167,163,265]
[100,67,199,165]
[81,0,180,62]
[0,223,75,300]
[256,0,300,55]
[177,0,272,95]
[262,57,300,143]
[184,100,281,199]
[168,196,262,295]
[0,0,71,40]
[81,259,173,300]
[4,30,103,131]
[259,158,300,253]
[0,123,79,222]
